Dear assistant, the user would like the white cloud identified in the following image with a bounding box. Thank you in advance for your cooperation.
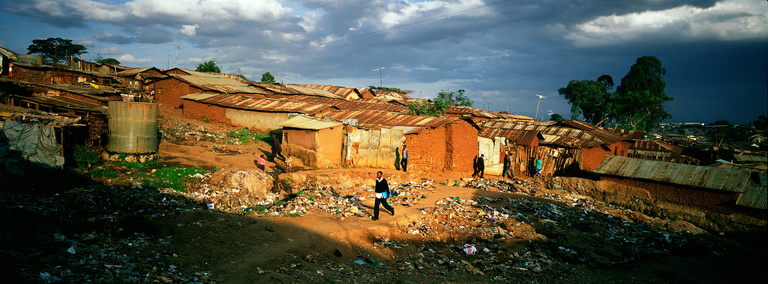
[180,24,199,36]
[565,0,768,47]
[93,47,122,55]
[117,54,153,63]
[380,0,490,28]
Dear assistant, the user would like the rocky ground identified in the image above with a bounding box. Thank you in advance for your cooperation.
[1,114,766,283]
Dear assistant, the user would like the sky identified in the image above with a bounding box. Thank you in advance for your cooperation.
[1,0,766,125]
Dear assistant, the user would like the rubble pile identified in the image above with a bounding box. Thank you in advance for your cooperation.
[1,185,217,283]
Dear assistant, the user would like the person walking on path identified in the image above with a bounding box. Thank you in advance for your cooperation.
[285,154,292,173]
[502,151,510,178]
[271,134,284,160]
[535,155,542,179]
[505,152,516,179]
[400,145,409,172]
[472,154,485,178]
[258,154,267,171]
[372,171,395,220]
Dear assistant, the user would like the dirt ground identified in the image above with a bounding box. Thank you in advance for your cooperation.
[1,114,766,283]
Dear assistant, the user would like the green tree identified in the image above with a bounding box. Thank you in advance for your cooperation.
[557,77,613,126]
[27,37,87,65]
[550,113,565,122]
[407,99,450,117]
[94,54,120,65]
[260,72,275,84]
[195,60,221,73]
[613,56,673,131]
[436,89,473,107]
[754,115,768,131]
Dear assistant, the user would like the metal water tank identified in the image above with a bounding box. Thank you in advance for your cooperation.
[107,101,158,154]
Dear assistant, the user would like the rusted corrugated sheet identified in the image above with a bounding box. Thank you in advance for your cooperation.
[736,183,767,209]
[733,154,768,163]
[292,84,362,100]
[632,140,683,153]
[446,105,500,119]
[173,74,266,95]
[322,110,456,128]
[275,95,409,113]
[557,120,625,145]
[595,155,759,192]
[10,94,109,114]
[599,126,645,140]
[281,115,342,130]
[479,128,540,146]
[180,93,335,115]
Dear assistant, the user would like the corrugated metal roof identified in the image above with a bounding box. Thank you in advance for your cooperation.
[370,89,413,101]
[253,83,343,99]
[599,126,645,140]
[172,74,267,95]
[736,183,767,209]
[631,140,683,154]
[322,110,457,129]
[445,105,507,119]
[557,120,626,145]
[733,154,768,163]
[275,95,409,113]
[10,94,109,114]
[281,115,342,130]
[180,93,335,115]
[479,128,541,146]
[292,84,362,100]
[594,155,760,192]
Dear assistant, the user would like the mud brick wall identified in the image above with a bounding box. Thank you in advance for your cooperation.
[602,176,740,211]
[404,126,447,172]
[154,78,203,109]
[445,120,478,172]
[182,100,228,124]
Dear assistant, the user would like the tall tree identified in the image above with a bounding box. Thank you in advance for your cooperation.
[436,89,473,107]
[94,54,120,65]
[260,72,275,84]
[614,56,672,131]
[27,37,87,65]
[195,60,221,73]
[557,77,613,126]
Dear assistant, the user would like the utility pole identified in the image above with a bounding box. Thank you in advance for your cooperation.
[535,94,545,121]
[372,67,384,88]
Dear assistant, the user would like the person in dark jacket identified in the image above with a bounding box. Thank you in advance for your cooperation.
[272,134,284,160]
[373,171,395,220]
[472,154,485,178]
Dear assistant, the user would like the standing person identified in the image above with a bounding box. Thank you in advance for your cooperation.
[258,154,267,171]
[473,154,485,178]
[285,154,292,173]
[400,145,409,172]
[502,151,510,178]
[271,134,284,160]
[535,155,542,179]
[372,171,395,221]
[506,152,516,179]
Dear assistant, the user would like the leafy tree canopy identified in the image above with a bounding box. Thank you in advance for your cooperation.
[558,77,613,126]
[95,54,120,65]
[407,99,450,117]
[369,86,412,94]
[550,113,565,122]
[195,60,221,73]
[436,89,473,107]
[261,72,275,84]
[27,37,87,65]
[558,56,673,132]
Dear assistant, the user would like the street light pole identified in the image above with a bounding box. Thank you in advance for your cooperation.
[535,94,545,121]
[373,67,384,87]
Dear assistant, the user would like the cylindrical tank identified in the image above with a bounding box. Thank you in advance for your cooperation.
[107,101,158,154]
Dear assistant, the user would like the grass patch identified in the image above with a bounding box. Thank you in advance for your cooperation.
[88,167,118,179]
[227,128,273,145]
[137,165,208,193]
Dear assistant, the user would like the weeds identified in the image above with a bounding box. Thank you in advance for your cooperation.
[227,128,272,145]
